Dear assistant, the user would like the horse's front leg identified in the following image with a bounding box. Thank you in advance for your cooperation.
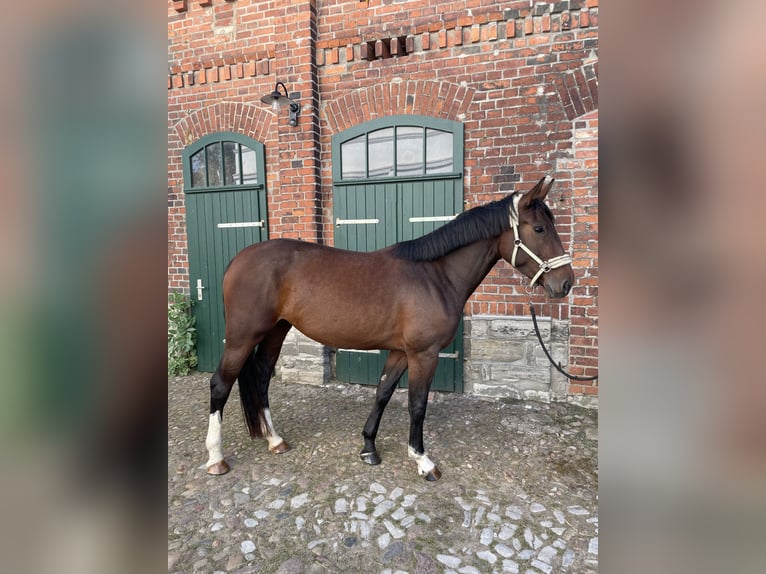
[406,351,441,481]
[360,350,408,465]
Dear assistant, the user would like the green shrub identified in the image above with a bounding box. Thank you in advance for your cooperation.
[168,292,198,376]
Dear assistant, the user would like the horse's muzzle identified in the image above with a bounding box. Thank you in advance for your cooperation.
[545,277,572,298]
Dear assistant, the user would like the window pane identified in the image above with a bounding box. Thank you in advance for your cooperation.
[241,144,258,184]
[206,143,222,187]
[396,126,424,176]
[426,128,453,173]
[223,142,239,185]
[368,128,394,178]
[341,134,366,179]
[190,149,206,188]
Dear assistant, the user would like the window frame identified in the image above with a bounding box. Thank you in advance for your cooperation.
[182,132,266,194]
[332,115,463,185]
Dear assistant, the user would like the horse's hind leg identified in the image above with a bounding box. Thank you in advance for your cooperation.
[405,350,441,481]
[360,350,408,465]
[238,320,292,454]
[206,339,261,475]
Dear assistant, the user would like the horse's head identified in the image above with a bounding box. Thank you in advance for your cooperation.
[499,176,575,298]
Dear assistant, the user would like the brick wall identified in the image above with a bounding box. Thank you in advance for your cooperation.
[558,110,598,386]
[168,0,598,400]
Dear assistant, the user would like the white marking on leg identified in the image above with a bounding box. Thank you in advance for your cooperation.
[205,411,224,467]
[264,408,284,450]
[408,445,436,476]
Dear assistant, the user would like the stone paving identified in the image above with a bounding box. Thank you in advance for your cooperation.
[169,372,597,573]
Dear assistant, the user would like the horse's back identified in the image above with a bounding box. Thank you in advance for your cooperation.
[226,238,392,282]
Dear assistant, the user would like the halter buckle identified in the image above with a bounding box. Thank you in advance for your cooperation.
[514,238,522,246]
[541,262,552,273]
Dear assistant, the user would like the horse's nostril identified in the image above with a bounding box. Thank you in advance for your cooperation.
[562,280,571,296]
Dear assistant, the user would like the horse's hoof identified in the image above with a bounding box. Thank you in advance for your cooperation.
[424,467,442,482]
[269,441,291,454]
[207,460,231,475]
[360,450,382,466]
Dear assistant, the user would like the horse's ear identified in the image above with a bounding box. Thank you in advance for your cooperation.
[519,176,555,208]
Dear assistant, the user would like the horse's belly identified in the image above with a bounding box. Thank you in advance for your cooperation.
[287,312,400,351]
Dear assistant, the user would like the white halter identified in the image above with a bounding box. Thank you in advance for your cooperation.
[510,193,572,287]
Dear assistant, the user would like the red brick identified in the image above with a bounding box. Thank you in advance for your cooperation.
[524,17,533,35]
[470,25,480,43]
[422,32,431,50]
[438,29,447,48]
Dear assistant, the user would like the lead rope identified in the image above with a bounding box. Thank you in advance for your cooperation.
[529,303,598,381]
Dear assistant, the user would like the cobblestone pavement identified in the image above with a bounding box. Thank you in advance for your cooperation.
[169,372,598,573]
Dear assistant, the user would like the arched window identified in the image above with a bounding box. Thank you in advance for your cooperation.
[334,115,462,182]
[184,132,265,191]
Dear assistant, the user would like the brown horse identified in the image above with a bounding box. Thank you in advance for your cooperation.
[204,176,574,480]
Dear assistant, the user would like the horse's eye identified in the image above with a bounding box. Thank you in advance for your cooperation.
[534,226,545,234]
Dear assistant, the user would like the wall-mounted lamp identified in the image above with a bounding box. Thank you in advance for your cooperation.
[260,81,300,126]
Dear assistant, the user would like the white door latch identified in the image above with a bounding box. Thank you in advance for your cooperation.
[196,278,205,301]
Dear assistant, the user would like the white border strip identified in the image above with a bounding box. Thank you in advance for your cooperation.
[409,215,457,223]
[336,218,380,226]
[217,221,264,229]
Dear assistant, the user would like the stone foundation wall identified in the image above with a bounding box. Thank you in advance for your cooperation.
[275,329,329,386]
[464,315,570,403]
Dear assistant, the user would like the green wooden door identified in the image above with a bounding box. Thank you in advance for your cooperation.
[332,116,464,392]
[182,133,268,372]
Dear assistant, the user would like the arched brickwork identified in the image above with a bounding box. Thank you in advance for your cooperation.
[171,101,274,149]
[322,80,475,135]
[553,61,598,121]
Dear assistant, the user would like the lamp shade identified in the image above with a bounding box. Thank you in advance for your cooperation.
[260,90,290,110]
[260,82,300,126]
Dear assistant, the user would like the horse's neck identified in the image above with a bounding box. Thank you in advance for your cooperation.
[439,237,501,304]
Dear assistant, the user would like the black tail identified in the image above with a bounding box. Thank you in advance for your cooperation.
[237,350,269,438]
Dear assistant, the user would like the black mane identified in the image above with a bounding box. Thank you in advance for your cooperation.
[392,195,513,261]
[391,194,555,262]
